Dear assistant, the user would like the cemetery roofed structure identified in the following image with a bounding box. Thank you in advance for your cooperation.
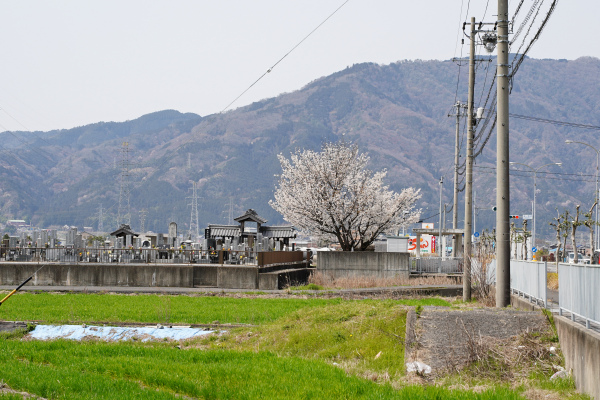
[110,224,139,240]
[206,209,296,246]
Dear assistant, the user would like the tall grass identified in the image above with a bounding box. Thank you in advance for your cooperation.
[0,339,525,400]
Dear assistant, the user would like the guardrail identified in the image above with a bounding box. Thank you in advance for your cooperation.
[558,262,600,329]
[410,257,462,274]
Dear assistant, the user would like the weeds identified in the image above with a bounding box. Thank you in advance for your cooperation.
[441,328,572,395]
[309,271,459,289]
[547,272,559,290]
[290,283,324,291]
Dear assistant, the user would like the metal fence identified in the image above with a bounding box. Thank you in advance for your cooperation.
[558,262,600,329]
[410,257,463,274]
[510,260,547,308]
[0,247,261,265]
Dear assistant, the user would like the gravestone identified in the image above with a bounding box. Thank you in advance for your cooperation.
[67,228,78,246]
[168,222,177,247]
[40,231,49,246]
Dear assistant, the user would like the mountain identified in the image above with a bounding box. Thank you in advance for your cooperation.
[1,57,599,241]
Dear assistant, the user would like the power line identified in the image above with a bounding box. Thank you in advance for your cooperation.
[509,113,600,130]
[511,0,559,82]
[144,0,352,178]
[470,0,559,161]
[511,0,543,46]
[220,0,351,114]
[475,165,598,183]
[511,0,527,27]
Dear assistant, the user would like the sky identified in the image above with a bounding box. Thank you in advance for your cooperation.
[0,0,598,133]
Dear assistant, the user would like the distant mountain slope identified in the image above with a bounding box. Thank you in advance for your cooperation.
[1,57,599,240]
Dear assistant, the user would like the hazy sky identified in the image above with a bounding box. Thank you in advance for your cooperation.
[0,0,597,132]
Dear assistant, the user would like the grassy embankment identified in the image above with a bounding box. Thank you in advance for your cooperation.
[0,292,585,399]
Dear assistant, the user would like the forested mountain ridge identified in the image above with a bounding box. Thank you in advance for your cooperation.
[1,56,599,239]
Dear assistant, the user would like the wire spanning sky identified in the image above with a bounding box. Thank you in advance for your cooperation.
[0,0,598,133]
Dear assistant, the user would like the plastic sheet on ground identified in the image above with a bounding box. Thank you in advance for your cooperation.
[28,324,216,342]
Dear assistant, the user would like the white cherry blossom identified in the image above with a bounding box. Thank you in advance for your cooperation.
[270,142,421,251]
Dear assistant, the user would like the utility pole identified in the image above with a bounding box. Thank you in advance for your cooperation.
[449,101,467,258]
[463,17,476,302]
[439,176,444,257]
[496,0,511,307]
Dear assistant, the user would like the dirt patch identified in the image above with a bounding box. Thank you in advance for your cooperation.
[407,307,551,376]
[0,321,28,333]
[0,381,47,399]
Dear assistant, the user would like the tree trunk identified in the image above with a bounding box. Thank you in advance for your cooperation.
[571,205,580,263]
[523,220,528,260]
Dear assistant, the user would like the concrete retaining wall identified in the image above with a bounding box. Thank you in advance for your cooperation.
[511,294,599,400]
[554,316,600,400]
[0,262,311,290]
[0,263,198,288]
[317,252,409,280]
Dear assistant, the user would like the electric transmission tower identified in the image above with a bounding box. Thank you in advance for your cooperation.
[225,197,234,225]
[97,204,104,233]
[117,142,132,228]
[139,209,148,233]
[187,182,201,240]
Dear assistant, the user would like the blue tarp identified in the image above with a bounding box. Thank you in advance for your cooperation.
[29,324,216,342]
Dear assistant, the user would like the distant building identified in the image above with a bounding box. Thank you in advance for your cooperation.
[7,220,28,228]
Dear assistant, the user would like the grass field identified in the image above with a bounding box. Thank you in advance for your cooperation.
[0,292,586,399]
[0,292,343,325]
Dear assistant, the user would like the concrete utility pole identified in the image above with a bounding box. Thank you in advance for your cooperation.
[450,102,467,258]
[463,17,476,302]
[496,0,511,307]
[439,176,444,257]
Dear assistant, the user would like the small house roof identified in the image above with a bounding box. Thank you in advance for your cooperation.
[234,209,267,224]
[208,224,241,238]
[260,226,296,238]
[109,224,139,238]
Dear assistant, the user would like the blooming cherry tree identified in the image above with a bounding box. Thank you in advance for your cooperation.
[270,142,421,251]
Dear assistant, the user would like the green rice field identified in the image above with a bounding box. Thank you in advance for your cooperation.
[0,292,584,399]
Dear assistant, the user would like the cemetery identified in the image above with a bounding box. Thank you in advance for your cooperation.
[0,209,312,290]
